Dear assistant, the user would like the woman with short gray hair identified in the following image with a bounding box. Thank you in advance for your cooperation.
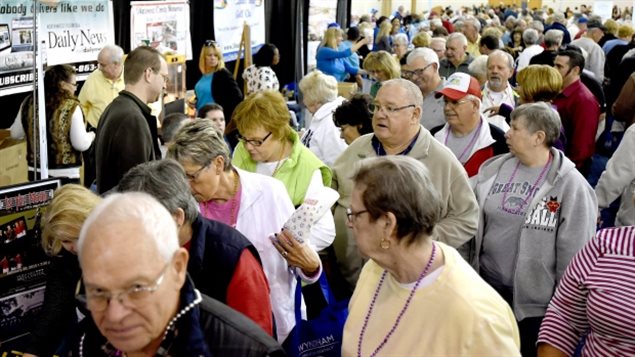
[167,119,322,343]
[472,102,597,356]
[342,156,520,355]
[299,70,348,166]
[118,158,274,336]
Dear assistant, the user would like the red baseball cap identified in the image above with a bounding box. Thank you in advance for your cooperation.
[435,73,482,101]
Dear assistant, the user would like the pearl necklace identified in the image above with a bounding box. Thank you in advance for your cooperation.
[501,154,552,215]
[357,243,437,357]
[78,289,203,357]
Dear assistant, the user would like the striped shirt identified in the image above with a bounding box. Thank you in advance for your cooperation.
[537,226,635,356]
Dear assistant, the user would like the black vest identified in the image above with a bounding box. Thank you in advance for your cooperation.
[187,214,262,303]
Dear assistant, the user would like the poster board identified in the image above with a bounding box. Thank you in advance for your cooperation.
[212,0,265,62]
[593,1,613,21]
[0,0,114,96]
[130,1,192,59]
[0,179,61,348]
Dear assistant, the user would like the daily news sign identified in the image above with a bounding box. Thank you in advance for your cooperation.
[0,0,113,95]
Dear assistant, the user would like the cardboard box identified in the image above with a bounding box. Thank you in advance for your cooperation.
[0,130,28,187]
[337,82,358,100]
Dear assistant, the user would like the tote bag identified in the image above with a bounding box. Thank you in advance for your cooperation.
[283,273,349,357]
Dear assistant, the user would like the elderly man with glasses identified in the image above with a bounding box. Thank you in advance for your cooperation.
[74,192,284,355]
[403,47,446,130]
[431,72,508,177]
[78,44,125,130]
[331,78,479,295]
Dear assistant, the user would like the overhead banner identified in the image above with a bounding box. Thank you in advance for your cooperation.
[0,0,114,96]
[213,0,265,62]
[130,1,192,59]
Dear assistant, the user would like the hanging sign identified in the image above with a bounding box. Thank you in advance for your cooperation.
[0,0,114,96]
[212,0,265,62]
[130,1,192,59]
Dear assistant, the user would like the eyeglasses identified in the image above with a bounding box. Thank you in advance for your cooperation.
[66,81,78,87]
[346,208,368,223]
[368,102,416,114]
[204,40,218,47]
[237,132,272,147]
[185,161,211,181]
[77,262,170,312]
[443,98,470,107]
[151,68,169,83]
[401,63,435,79]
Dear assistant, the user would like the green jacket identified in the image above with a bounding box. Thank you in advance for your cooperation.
[233,131,332,206]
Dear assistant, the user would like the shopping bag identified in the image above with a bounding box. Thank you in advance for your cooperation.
[283,273,348,357]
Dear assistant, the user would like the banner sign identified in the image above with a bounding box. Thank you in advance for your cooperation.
[212,0,265,62]
[0,179,61,348]
[130,1,192,60]
[0,0,113,96]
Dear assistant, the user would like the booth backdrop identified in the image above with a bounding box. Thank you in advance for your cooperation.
[0,0,354,129]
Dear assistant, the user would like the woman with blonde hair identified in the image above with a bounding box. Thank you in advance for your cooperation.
[363,51,401,97]
[316,27,369,82]
[22,184,101,357]
[193,40,243,123]
[516,65,563,104]
[411,31,431,48]
[374,20,392,52]
[231,90,335,251]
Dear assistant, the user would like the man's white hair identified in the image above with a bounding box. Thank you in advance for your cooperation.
[77,192,179,264]
[407,47,440,71]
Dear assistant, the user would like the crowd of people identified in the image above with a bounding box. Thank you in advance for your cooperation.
[5,2,635,356]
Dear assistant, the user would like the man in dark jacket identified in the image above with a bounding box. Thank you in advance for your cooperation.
[94,46,166,194]
[74,191,284,356]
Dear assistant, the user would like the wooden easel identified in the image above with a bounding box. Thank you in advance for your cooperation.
[233,21,252,94]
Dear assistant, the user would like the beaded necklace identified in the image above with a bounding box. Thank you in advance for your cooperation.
[357,243,437,357]
[444,120,483,163]
[500,153,552,215]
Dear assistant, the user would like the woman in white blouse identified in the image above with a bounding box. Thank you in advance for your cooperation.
[10,64,94,180]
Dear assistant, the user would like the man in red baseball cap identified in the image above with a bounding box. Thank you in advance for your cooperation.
[431,73,508,177]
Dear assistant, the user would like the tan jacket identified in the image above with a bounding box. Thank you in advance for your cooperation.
[331,127,479,287]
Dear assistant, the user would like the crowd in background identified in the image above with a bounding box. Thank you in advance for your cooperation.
[4,2,635,356]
